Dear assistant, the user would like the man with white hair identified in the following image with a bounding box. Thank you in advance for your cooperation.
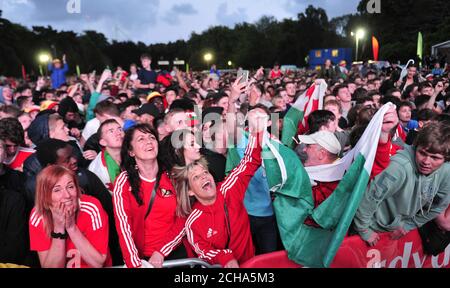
[298,131,342,226]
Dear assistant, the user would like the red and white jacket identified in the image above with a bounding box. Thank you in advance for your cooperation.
[113,171,185,268]
[29,195,111,268]
[185,133,262,267]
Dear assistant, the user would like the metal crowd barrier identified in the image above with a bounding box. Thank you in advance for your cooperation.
[110,258,222,268]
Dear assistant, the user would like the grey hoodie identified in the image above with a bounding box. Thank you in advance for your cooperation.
[354,145,450,241]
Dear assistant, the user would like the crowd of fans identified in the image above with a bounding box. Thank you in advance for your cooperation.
[0,53,449,268]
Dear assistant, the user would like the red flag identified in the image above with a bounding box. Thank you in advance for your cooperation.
[21,65,27,80]
[372,36,379,61]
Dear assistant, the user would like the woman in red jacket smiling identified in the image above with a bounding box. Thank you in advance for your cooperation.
[113,124,192,268]
[172,108,267,268]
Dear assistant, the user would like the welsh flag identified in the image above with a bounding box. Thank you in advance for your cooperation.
[282,79,327,148]
[268,103,396,267]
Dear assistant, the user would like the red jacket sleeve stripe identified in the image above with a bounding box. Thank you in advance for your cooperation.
[185,209,211,260]
[220,135,256,197]
[30,210,38,227]
[80,201,103,231]
[30,210,42,228]
[113,172,141,268]
[159,227,186,256]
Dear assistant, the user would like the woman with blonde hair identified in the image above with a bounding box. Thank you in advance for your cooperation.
[29,165,110,268]
[172,109,267,268]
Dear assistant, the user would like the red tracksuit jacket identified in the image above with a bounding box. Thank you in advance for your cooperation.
[185,133,262,267]
[113,171,185,268]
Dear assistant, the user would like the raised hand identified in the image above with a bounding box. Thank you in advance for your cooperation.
[434,81,444,95]
[381,106,399,133]
[379,105,399,143]
[230,76,247,102]
[100,69,112,83]
[247,108,269,134]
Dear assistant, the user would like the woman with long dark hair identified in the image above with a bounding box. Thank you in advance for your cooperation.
[112,124,188,268]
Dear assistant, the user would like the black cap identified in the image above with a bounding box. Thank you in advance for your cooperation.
[132,103,160,118]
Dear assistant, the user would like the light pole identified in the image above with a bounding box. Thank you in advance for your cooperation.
[204,53,212,70]
[351,29,365,62]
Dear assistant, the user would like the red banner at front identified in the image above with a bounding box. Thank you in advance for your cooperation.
[332,229,449,268]
[242,229,450,268]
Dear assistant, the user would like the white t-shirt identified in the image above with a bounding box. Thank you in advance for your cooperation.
[82,118,100,141]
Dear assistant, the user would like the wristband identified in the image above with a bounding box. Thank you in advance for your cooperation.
[51,231,68,239]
